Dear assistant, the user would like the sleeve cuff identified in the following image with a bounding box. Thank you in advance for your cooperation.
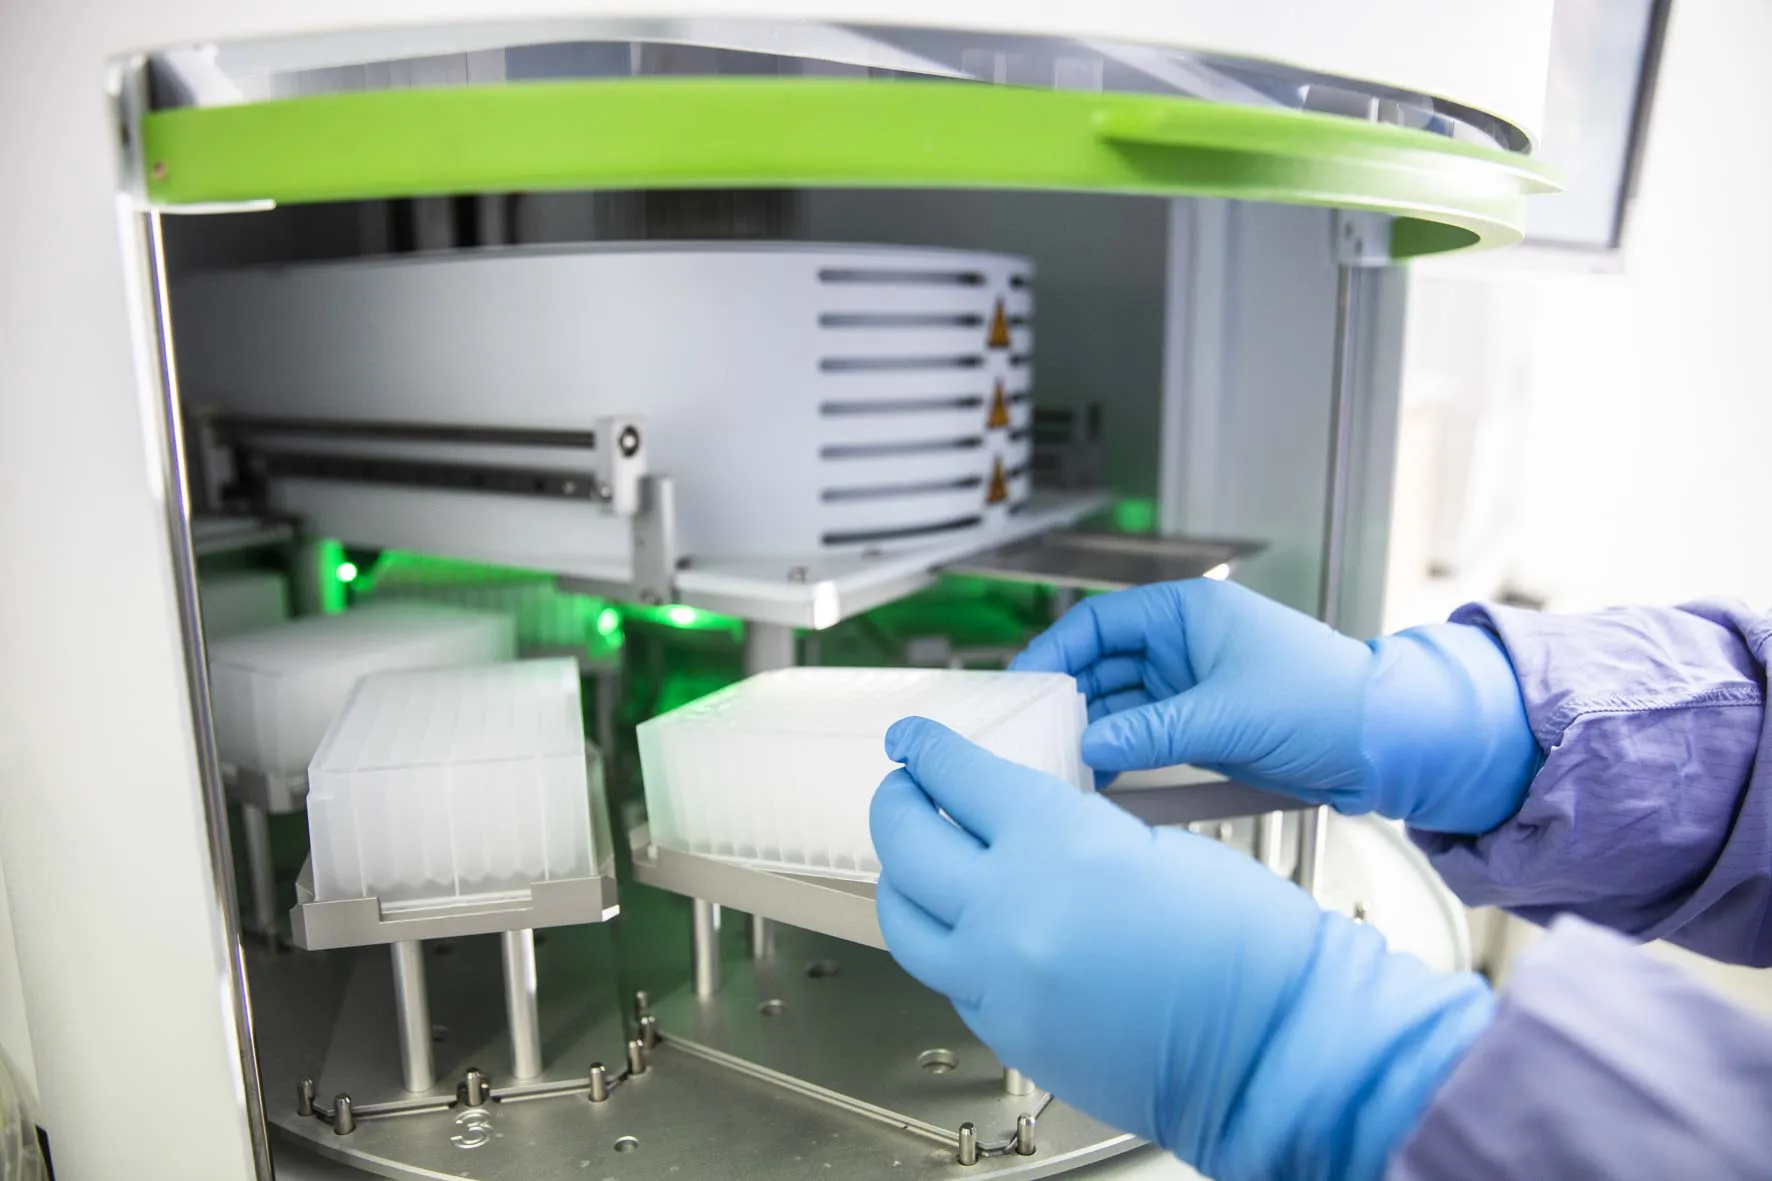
[1389,917,1772,1181]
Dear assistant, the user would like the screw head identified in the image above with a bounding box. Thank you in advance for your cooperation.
[150,160,168,182]
[787,566,809,583]
[618,426,641,457]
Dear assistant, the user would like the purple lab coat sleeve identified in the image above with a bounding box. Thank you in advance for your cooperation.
[1389,916,1772,1181]
[1411,599,1772,966]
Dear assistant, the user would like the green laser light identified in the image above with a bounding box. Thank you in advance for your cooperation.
[336,561,359,584]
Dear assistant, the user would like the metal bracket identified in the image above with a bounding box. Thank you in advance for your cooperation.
[290,746,620,950]
[1333,210,1393,268]
[629,474,680,606]
[630,825,883,949]
[590,416,647,517]
[210,412,646,515]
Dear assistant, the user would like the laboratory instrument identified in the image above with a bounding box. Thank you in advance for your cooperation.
[0,5,1558,1180]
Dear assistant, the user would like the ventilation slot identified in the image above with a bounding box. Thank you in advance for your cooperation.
[821,437,983,461]
[819,313,985,330]
[819,268,986,287]
[822,476,983,503]
[821,395,983,417]
[820,356,984,373]
[1008,274,1031,289]
[1008,354,1032,368]
[1008,429,1031,444]
[822,515,983,546]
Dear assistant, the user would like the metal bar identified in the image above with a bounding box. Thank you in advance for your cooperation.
[500,929,543,1079]
[1298,262,1366,898]
[741,621,797,958]
[255,450,602,502]
[692,899,722,998]
[139,209,276,1177]
[593,668,618,782]
[1251,811,1289,876]
[240,802,277,938]
[1294,809,1329,901]
[1319,264,1362,630]
[389,941,435,1093]
[748,913,775,960]
[211,413,601,450]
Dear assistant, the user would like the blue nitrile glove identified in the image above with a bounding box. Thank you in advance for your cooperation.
[1010,580,1540,835]
[871,719,1496,1181]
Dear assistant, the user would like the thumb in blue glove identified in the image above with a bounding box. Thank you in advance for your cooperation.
[1010,579,1540,834]
[871,717,1496,1181]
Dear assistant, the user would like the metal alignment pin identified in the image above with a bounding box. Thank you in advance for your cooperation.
[332,1095,356,1135]
[626,1038,648,1076]
[296,1078,316,1118]
[588,1063,609,1103]
[639,1013,660,1050]
[1015,1114,1036,1156]
[957,1122,978,1166]
[463,1067,488,1107]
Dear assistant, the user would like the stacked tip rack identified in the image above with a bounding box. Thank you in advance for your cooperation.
[208,602,517,810]
[632,668,1086,950]
[639,668,1088,881]
[290,658,619,1093]
[207,602,518,942]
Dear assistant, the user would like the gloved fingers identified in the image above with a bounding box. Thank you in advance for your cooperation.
[1080,689,1241,773]
[1010,589,1178,678]
[1087,687,1154,724]
[1074,654,1149,703]
[876,874,978,1006]
[885,717,1071,843]
[870,768,985,928]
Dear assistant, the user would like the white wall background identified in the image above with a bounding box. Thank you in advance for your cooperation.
[1391,0,1772,626]
[1397,0,1772,1007]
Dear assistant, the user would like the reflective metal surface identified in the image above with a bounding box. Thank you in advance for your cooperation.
[252,920,1134,1180]
[943,531,1262,592]
[632,827,884,950]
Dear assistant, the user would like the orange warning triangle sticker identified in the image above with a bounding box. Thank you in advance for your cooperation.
[986,299,1012,350]
[986,380,1011,430]
[986,457,1010,505]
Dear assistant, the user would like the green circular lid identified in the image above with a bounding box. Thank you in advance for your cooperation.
[141,78,1558,257]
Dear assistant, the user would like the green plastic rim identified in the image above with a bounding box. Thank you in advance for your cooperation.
[141,79,1559,258]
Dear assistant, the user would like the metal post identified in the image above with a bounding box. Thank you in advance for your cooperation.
[1251,811,1289,876]
[389,941,435,1093]
[1296,261,1368,898]
[240,802,277,938]
[692,900,722,998]
[593,668,618,779]
[748,912,775,960]
[739,622,795,958]
[1003,1067,1033,1097]
[957,1123,979,1166]
[1049,586,1080,621]
[500,929,543,1079]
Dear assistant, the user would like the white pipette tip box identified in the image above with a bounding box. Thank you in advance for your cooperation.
[306,658,595,906]
[206,603,517,781]
[637,667,1089,881]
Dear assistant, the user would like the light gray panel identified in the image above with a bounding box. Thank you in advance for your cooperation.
[804,190,1169,501]
[1158,202,1407,631]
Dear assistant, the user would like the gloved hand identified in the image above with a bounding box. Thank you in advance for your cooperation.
[1010,579,1539,835]
[872,719,1496,1181]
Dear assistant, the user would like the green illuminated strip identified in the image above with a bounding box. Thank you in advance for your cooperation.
[141,79,1557,257]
